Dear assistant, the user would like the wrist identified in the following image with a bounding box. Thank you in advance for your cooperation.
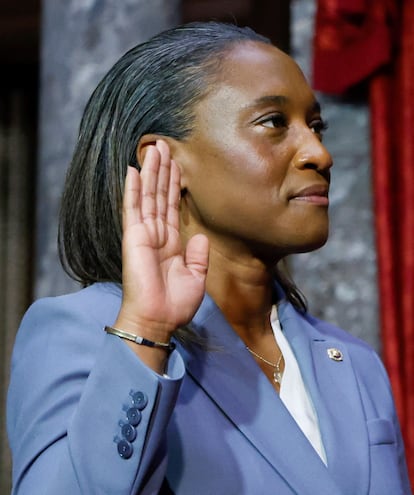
[108,316,175,374]
[114,312,175,344]
[105,326,176,352]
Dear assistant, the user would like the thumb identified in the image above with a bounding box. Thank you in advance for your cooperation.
[184,234,209,281]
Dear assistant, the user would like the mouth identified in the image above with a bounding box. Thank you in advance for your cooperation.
[289,184,329,206]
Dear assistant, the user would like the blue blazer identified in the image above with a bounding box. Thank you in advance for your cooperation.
[7,282,411,494]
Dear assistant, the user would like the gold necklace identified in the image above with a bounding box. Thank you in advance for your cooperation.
[246,346,284,384]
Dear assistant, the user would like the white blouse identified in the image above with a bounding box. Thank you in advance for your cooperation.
[271,305,328,465]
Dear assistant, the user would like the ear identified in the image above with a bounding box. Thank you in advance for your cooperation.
[135,134,159,168]
[135,134,189,191]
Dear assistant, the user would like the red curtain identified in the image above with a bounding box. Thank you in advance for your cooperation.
[313,0,414,485]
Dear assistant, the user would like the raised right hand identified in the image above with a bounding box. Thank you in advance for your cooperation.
[114,140,209,346]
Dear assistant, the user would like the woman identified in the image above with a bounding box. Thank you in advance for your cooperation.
[7,21,411,494]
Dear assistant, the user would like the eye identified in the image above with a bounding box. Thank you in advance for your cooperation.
[257,113,288,129]
[310,118,328,137]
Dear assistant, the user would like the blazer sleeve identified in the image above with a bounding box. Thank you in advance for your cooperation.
[7,294,185,495]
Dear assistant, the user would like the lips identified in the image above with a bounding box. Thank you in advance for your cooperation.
[289,184,329,206]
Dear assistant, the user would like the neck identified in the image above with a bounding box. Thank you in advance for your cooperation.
[205,244,275,342]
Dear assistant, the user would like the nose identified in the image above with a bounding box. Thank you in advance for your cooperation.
[292,131,333,174]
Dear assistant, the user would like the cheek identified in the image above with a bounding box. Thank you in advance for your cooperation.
[180,135,293,232]
[185,176,286,242]
[188,150,287,221]
[238,138,293,186]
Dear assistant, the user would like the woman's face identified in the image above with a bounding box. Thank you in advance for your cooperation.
[177,41,333,263]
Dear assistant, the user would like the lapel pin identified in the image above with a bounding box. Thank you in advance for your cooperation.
[327,348,343,361]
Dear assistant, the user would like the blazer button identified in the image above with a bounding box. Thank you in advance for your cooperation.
[117,439,133,459]
[131,391,148,410]
[121,423,137,442]
[126,407,142,426]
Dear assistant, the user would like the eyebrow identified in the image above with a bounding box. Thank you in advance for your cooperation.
[244,95,322,114]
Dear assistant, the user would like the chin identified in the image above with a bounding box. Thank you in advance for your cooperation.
[293,232,329,254]
[251,231,329,264]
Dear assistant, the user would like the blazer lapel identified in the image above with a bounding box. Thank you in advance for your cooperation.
[178,294,347,495]
[278,301,370,495]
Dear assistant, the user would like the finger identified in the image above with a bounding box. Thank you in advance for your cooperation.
[123,166,142,231]
[140,145,159,220]
[184,233,209,281]
[167,159,181,231]
[155,140,171,221]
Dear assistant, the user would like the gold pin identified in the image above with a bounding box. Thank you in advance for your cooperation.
[327,348,343,361]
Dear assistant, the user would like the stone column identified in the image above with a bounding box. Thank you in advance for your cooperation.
[36,0,181,297]
[290,0,379,350]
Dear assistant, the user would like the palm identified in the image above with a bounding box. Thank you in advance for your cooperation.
[120,140,209,335]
